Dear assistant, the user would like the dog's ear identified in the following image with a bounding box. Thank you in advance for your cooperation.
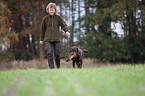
[83,49,88,53]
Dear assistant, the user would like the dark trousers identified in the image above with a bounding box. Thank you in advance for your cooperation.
[45,42,60,69]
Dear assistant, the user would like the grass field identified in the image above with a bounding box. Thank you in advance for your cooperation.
[0,65,145,96]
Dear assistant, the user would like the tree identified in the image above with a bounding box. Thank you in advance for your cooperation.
[0,1,18,51]
[2,0,54,60]
[112,0,145,63]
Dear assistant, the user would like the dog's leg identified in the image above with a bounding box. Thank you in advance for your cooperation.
[79,63,82,68]
[77,61,82,69]
[73,60,75,68]
[76,62,79,68]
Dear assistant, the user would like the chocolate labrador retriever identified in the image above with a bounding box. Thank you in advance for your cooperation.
[63,46,88,68]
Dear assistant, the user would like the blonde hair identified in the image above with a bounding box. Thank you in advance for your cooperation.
[46,2,57,13]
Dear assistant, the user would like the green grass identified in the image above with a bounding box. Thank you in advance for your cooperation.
[0,65,145,96]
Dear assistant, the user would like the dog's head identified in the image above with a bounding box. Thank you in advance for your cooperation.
[66,46,79,62]
[70,46,79,53]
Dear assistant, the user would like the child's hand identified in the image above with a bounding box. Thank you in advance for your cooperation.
[40,41,43,44]
[66,32,70,37]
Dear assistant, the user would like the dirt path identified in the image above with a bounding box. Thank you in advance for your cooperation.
[66,76,92,96]
[2,74,22,96]
[42,80,55,96]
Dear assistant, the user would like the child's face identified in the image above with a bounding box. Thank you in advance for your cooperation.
[49,8,55,15]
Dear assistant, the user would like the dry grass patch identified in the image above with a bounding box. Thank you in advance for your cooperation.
[0,58,122,70]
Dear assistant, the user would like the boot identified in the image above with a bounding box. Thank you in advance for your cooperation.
[48,55,54,69]
[55,57,60,68]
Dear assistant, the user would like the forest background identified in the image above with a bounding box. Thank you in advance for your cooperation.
[0,0,145,64]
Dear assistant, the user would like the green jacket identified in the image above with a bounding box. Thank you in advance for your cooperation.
[40,14,69,42]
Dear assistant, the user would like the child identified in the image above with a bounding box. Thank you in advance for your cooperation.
[40,2,70,69]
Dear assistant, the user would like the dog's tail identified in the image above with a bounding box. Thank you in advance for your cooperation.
[83,49,88,53]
